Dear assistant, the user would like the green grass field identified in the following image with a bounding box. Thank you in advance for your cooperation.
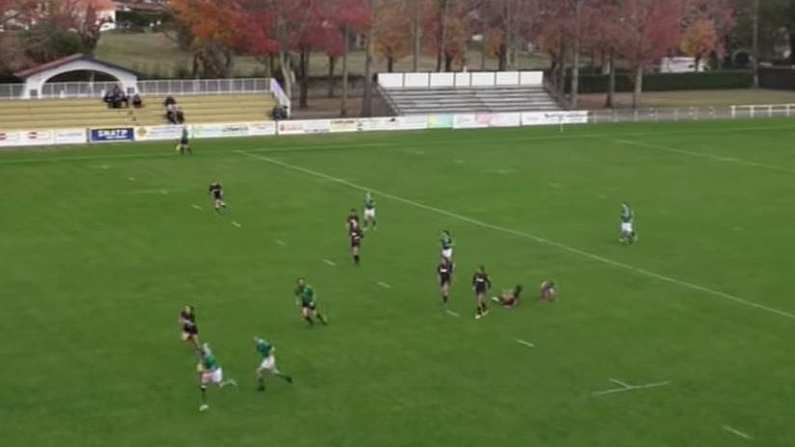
[3,119,795,447]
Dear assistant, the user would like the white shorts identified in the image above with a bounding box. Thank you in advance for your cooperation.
[202,367,223,384]
[364,208,376,219]
[621,222,634,233]
[259,355,278,373]
[442,248,453,259]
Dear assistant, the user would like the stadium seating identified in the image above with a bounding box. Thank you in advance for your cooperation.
[0,94,277,130]
[382,85,561,115]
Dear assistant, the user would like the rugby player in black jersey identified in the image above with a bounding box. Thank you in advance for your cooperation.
[208,180,226,213]
[347,208,360,232]
[350,226,364,265]
[436,257,454,305]
[472,266,492,319]
[179,305,200,351]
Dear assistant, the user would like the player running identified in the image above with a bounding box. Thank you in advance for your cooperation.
[350,225,364,265]
[436,257,454,305]
[177,126,192,155]
[440,230,454,261]
[491,285,523,308]
[197,343,237,412]
[254,337,293,391]
[347,208,360,232]
[539,280,558,302]
[472,265,492,319]
[619,202,636,244]
[363,192,376,230]
[295,277,327,326]
[209,180,227,213]
[179,305,200,350]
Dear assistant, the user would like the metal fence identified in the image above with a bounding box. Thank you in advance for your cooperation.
[588,104,795,124]
[0,78,271,100]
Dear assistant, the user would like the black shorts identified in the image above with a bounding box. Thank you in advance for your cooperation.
[302,302,316,311]
[351,241,361,248]
[439,276,451,286]
[212,193,222,201]
[475,286,487,296]
[183,326,198,336]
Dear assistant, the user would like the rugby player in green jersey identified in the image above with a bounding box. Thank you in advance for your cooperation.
[254,337,293,391]
[363,192,376,230]
[197,343,237,412]
[295,278,327,326]
[440,230,454,261]
[619,202,636,244]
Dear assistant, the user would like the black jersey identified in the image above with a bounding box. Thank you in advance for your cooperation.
[209,183,223,199]
[180,310,198,334]
[347,214,360,231]
[472,271,491,293]
[437,261,453,284]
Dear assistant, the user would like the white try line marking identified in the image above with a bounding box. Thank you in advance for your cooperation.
[191,204,203,211]
[377,281,391,289]
[445,309,461,317]
[274,239,287,246]
[232,221,242,228]
[322,259,337,267]
[616,139,795,175]
[592,378,671,397]
[515,339,535,348]
[722,425,753,440]
[237,151,795,322]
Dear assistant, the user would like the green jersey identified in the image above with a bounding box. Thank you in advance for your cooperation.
[295,285,316,306]
[620,204,634,223]
[256,339,273,358]
[441,234,453,250]
[202,353,219,371]
[365,194,376,210]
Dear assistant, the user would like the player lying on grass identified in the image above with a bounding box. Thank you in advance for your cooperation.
[363,192,376,230]
[437,257,454,305]
[472,265,492,319]
[491,285,523,308]
[440,230,454,261]
[254,337,293,391]
[179,305,199,351]
[208,180,227,213]
[197,343,237,412]
[350,225,364,265]
[177,127,192,155]
[620,202,636,244]
[539,280,558,302]
[295,277,327,326]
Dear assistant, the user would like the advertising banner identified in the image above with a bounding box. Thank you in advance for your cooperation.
[521,111,589,127]
[358,117,400,132]
[0,131,21,147]
[427,114,454,129]
[135,125,184,142]
[248,121,277,136]
[329,119,361,133]
[90,127,135,143]
[396,115,428,130]
[488,112,522,128]
[453,114,489,129]
[191,123,250,139]
[54,129,87,145]
[17,130,55,146]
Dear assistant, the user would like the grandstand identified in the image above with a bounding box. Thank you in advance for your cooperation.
[378,71,561,115]
[0,94,277,131]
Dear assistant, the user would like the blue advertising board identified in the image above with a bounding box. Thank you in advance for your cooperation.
[89,128,135,143]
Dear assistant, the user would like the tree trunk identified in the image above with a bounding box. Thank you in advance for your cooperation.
[341,24,350,117]
[327,56,336,98]
[557,41,566,99]
[278,50,293,101]
[505,0,514,69]
[388,56,394,72]
[445,53,453,72]
[752,0,760,88]
[632,64,643,109]
[413,0,421,71]
[299,48,309,109]
[362,0,375,118]
[437,0,449,72]
[606,49,616,108]
[480,39,488,70]
[498,44,507,71]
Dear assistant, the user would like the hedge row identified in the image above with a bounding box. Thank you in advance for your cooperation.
[561,70,753,94]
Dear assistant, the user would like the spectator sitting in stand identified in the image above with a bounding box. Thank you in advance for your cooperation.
[163,96,176,108]
[165,103,177,124]
[175,105,185,124]
[132,94,143,108]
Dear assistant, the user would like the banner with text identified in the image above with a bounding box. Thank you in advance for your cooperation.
[521,111,589,127]
[90,128,135,143]
[135,125,185,142]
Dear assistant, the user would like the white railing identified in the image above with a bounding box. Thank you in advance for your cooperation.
[731,104,795,119]
[0,78,272,100]
[378,71,544,89]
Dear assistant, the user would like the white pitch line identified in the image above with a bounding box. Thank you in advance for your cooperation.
[232,221,242,228]
[274,239,287,246]
[722,425,753,440]
[592,380,671,396]
[515,339,535,348]
[191,204,202,211]
[609,378,632,388]
[445,309,461,317]
[236,151,795,322]
[322,259,336,267]
[616,139,795,175]
[377,281,391,289]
